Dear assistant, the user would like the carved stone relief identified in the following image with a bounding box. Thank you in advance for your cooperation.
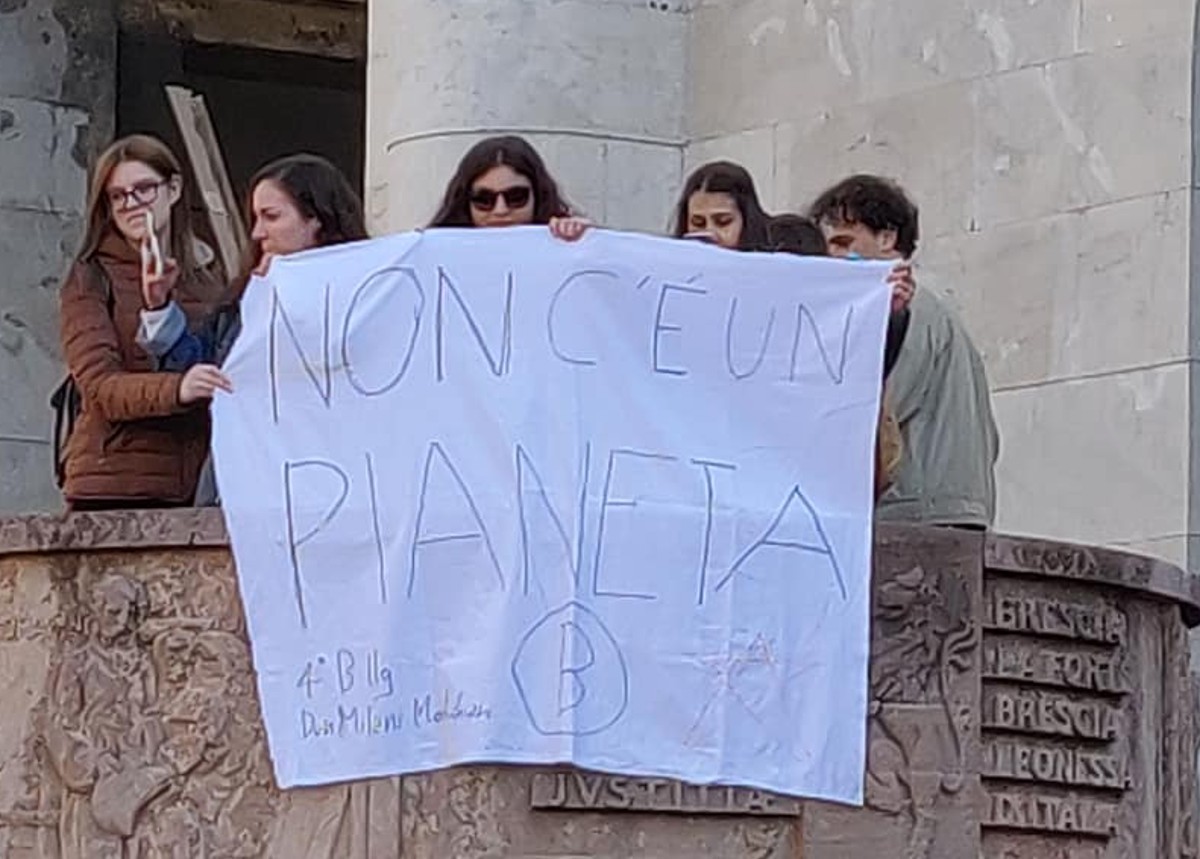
[0,550,401,859]
[0,517,1197,859]
[976,541,1200,859]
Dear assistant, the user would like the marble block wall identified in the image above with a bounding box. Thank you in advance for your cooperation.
[683,0,1197,570]
[0,0,115,514]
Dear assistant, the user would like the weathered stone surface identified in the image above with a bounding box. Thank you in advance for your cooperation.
[0,439,58,516]
[118,0,366,60]
[980,532,1200,858]
[0,0,112,516]
[367,0,687,233]
[972,42,1190,230]
[773,78,977,240]
[686,127,777,211]
[920,190,1188,391]
[678,0,1199,569]
[367,0,687,230]
[0,207,74,456]
[376,131,681,234]
[991,364,1189,553]
[0,513,1196,856]
[374,1,685,145]
[0,0,69,103]
[1079,0,1195,51]
[803,526,981,859]
[0,97,89,214]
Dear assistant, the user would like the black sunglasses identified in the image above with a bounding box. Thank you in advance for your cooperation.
[469,186,532,212]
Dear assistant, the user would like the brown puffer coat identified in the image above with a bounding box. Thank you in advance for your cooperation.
[59,232,219,504]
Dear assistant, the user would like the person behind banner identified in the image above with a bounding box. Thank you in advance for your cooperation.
[672,160,772,251]
[57,135,223,511]
[766,213,903,501]
[138,153,369,505]
[810,174,999,528]
[428,135,592,241]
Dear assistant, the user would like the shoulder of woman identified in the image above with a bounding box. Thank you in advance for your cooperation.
[60,257,110,298]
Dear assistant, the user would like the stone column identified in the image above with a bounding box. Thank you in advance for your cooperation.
[366,0,687,235]
[0,0,115,513]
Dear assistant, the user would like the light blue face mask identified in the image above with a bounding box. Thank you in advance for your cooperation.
[845,252,862,261]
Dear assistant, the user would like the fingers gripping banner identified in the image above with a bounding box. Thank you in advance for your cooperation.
[212,227,891,803]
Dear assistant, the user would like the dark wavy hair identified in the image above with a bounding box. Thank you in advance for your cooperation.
[767,214,828,256]
[233,153,367,297]
[808,174,919,257]
[671,161,771,251]
[428,135,572,227]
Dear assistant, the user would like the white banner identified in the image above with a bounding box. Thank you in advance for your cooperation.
[213,227,890,803]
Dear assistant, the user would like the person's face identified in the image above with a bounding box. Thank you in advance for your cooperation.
[820,219,899,260]
[469,165,535,228]
[250,179,322,258]
[96,590,133,642]
[686,191,744,250]
[106,160,180,245]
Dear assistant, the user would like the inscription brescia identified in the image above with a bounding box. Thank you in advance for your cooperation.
[982,686,1121,740]
[984,588,1127,645]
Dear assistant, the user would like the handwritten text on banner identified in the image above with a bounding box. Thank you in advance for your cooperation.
[212,227,890,803]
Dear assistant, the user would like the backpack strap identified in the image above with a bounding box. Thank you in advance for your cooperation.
[51,260,115,488]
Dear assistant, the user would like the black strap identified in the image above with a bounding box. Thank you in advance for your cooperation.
[883,308,910,380]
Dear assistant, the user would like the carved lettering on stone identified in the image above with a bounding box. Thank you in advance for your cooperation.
[983,789,1119,837]
[982,686,1121,741]
[529,771,801,816]
[982,737,1128,790]
[983,587,1127,646]
[982,639,1127,694]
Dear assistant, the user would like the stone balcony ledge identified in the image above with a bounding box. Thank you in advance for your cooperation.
[0,511,1196,857]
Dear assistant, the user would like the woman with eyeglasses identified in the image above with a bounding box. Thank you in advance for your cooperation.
[57,134,222,510]
[428,135,591,240]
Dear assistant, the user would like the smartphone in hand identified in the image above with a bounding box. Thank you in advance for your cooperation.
[144,209,164,277]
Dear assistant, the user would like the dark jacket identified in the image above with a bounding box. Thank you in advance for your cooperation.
[58,232,218,504]
[137,300,242,507]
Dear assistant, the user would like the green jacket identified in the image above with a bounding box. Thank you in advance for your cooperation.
[878,286,999,527]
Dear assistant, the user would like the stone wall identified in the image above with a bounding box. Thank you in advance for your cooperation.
[684,0,1197,570]
[0,511,1196,857]
[365,0,689,234]
[0,0,115,514]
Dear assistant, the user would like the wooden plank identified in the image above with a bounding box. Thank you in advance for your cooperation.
[165,84,248,279]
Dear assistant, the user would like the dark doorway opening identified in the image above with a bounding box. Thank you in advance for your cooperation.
[117,31,365,206]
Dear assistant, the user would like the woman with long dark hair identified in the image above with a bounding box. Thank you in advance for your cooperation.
[57,134,222,509]
[429,135,591,240]
[672,161,772,251]
[140,154,367,367]
[138,153,367,504]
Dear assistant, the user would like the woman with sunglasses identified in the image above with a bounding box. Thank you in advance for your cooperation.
[428,135,591,239]
[57,134,222,510]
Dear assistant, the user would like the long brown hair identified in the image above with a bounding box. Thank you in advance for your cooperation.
[428,136,572,227]
[77,135,201,275]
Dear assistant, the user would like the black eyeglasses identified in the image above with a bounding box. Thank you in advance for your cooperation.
[469,186,532,212]
[106,179,167,209]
